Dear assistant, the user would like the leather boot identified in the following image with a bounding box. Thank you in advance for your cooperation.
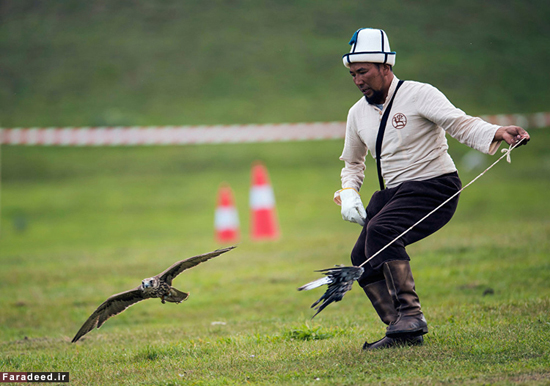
[383,260,428,338]
[362,280,398,325]
[361,280,423,350]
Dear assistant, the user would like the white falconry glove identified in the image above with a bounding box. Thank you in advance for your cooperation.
[338,188,366,226]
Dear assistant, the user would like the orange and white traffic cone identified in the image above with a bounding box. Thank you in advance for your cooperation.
[250,162,280,241]
[214,183,240,243]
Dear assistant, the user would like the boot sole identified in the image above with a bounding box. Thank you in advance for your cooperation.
[363,335,424,350]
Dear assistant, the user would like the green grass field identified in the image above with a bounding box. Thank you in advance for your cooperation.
[1,128,549,385]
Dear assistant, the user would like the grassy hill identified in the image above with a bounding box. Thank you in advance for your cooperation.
[1,0,549,127]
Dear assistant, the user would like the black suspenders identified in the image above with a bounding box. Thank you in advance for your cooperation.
[375,80,405,190]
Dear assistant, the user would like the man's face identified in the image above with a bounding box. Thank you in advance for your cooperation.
[349,62,389,105]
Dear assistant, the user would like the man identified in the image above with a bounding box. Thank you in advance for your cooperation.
[334,28,530,350]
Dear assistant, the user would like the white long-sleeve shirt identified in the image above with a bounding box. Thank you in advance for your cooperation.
[339,76,502,193]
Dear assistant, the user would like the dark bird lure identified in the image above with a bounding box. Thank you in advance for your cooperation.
[298,265,364,318]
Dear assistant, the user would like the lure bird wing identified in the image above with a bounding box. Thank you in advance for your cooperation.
[298,265,364,318]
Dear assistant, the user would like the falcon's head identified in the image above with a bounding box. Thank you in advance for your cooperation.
[141,277,159,290]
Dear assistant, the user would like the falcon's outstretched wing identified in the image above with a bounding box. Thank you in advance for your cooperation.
[71,287,146,343]
[157,245,236,285]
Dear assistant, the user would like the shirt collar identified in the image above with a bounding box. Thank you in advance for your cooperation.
[383,75,400,107]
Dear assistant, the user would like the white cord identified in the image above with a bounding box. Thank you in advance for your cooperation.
[359,138,526,268]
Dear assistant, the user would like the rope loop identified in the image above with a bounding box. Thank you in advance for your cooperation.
[501,145,513,163]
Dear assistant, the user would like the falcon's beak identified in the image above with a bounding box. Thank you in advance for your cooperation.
[142,279,153,288]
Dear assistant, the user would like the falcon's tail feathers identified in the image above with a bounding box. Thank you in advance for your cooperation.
[165,288,189,303]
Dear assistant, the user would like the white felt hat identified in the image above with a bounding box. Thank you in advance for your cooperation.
[342,28,396,68]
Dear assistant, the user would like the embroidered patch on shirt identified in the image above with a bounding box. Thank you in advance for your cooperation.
[392,113,407,129]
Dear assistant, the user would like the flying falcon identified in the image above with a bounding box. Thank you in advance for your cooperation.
[71,245,236,343]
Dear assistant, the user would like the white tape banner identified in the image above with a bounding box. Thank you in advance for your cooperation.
[0,122,345,146]
[0,113,548,146]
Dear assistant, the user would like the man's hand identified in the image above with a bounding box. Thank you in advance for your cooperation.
[339,188,367,226]
[494,126,530,146]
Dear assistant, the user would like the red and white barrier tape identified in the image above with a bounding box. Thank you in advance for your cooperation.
[0,112,548,146]
[0,122,344,146]
[478,112,550,128]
